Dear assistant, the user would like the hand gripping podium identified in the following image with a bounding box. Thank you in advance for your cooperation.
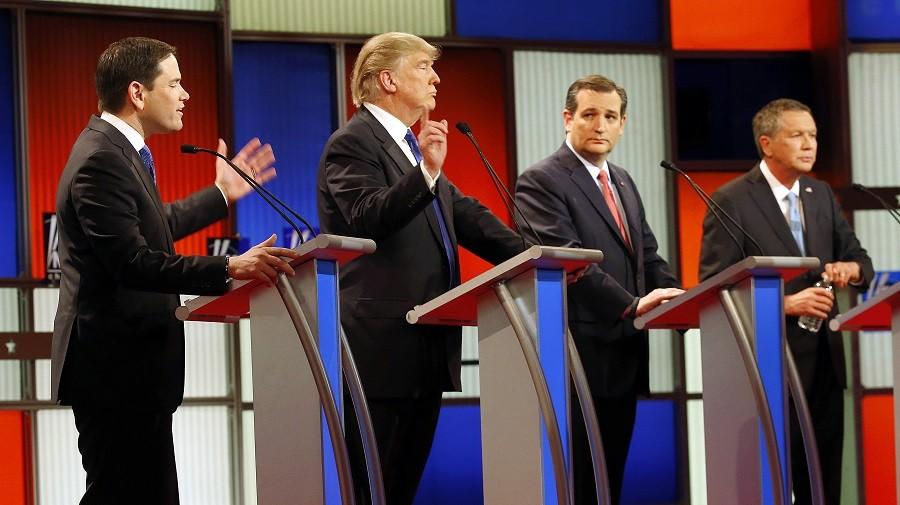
[831,282,900,503]
[635,256,821,505]
[176,234,378,505]
[407,245,608,505]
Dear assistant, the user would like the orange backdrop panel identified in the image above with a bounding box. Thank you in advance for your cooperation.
[862,394,896,505]
[676,171,744,288]
[344,46,513,282]
[670,0,812,50]
[26,13,226,278]
[0,411,26,505]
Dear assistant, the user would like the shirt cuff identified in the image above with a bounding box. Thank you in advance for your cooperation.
[215,183,229,206]
[621,297,640,320]
[421,165,440,193]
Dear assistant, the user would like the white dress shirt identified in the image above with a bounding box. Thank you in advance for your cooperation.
[363,102,440,191]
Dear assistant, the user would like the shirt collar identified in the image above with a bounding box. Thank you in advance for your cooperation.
[99,111,146,153]
[363,102,412,147]
[759,160,800,201]
[565,137,610,180]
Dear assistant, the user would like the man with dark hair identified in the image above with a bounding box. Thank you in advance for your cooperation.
[515,74,683,505]
[52,36,300,505]
[699,98,874,505]
[318,32,526,505]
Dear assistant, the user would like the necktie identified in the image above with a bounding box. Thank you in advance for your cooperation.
[404,129,456,286]
[138,146,157,184]
[598,169,631,250]
[786,192,806,255]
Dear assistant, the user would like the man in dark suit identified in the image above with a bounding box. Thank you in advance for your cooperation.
[52,37,299,505]
[699,98,874,505]
[317,32,526,505]
[515,74,683,505]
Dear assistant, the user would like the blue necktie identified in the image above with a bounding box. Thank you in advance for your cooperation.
[138,146,157,184]
[404,129,456,286]
[786,192,806,256]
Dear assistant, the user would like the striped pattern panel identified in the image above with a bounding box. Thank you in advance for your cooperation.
[444,326,479,399]
[231,0,445,36]
[32,287,58,401]
[25,14,226,279]
[0,288,21,401]
[687,399,707,505]
[36,408,84,505]
[513,50,675,393]
[172,406,233,504]
[183,320,229,398]
[31,0,215,9]
[240,318,254,402]
[242,410,258,505]
[854,210,900,388]
[849,52,900,186]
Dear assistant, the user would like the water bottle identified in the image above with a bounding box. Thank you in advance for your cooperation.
[798,277,833,332]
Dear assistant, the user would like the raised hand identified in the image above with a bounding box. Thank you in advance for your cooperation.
[417,110,449,179]
[215,137,277,203]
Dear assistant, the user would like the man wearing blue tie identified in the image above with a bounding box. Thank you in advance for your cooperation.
[699,98,874,505]
[317,32,526,505]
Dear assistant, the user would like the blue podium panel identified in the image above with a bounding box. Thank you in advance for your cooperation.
[314,259,342,505]
[232,42,334,247]
[0,10,17,277]
[455,0,660,44]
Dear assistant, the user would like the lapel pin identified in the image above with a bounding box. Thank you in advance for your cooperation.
[804,187,812,193]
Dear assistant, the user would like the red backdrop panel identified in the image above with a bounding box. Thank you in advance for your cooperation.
[344,46,512,282]
[670,0,812,50]
[862,394,896,505]
[0,411,26,505]
[676,171,743,288]
[26,13,225,278]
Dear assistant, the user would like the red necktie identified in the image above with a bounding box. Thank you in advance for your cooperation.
[598,170,631,250]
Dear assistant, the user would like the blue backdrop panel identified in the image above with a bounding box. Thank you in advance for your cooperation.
[0,10,18,277]
[415,402,484,505]
[232,42,334,248]
[622,399,679,504]
[674,56,813,161]
[847,0,900,40]
[455,0,660,44]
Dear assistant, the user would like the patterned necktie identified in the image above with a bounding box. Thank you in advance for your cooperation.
[598,169,631,250]
[138,146,157,184]
[786,192,806,256]
[404,129,456,286]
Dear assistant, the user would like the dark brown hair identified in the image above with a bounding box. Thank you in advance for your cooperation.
[95,37,176,113]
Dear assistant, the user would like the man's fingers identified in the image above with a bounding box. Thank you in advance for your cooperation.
[254,234,277,248]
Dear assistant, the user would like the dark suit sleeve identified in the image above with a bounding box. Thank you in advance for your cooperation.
[826,185,875,289]
[516,166,636,320]
[321,130,434,240]
[627,176,679,291]
[699,189,746,282]
[70,149,226,294]
[446,179,527,264]
[164,186,228,241]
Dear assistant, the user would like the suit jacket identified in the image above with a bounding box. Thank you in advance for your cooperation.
[515,144,679,397]
[699,164,874,392]
[317,107,526,398]
[51,115,229,412]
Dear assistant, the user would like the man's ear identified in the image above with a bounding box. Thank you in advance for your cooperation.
[126,80,145,111]
[562,109,573,133]
[759,136,772,157]
[377,70,396,94]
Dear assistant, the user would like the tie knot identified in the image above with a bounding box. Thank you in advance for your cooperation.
[598,169,611,185]
[404,129,423,165]
[138,146,156,183]
[786,192,798,204]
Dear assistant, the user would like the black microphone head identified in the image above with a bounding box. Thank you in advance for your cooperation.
[660,160,677,171]
[851,183,865,191]
[180,144,199,154]
[455,122,472,135]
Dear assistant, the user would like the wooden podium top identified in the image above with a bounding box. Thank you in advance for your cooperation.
[635,256,820,330]
[406,245,603,326]
[175,234,375,323]
[830,282,900,332]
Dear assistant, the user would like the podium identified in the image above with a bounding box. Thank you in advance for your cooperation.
[831,282,900,503]
[176,234,378,505]
[635,256,821,505]
[407,245,606,505]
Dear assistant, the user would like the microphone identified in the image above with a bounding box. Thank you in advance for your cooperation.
[181,144,317,243]
[661,160,763,257]
[851,183,900,225]
[455,122,542,247]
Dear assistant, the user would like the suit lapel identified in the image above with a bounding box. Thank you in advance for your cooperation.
[609,163,639,254]
[564,147,633,254]
[747,166,803,256]
[357,107,446,248]
[799,178,822,259]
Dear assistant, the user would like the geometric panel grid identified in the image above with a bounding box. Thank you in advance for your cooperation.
[173,406,233,505]
[849,52,900,186]
[36,408,84,505]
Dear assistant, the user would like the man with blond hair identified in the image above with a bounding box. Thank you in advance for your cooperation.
[317,32,525,504]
